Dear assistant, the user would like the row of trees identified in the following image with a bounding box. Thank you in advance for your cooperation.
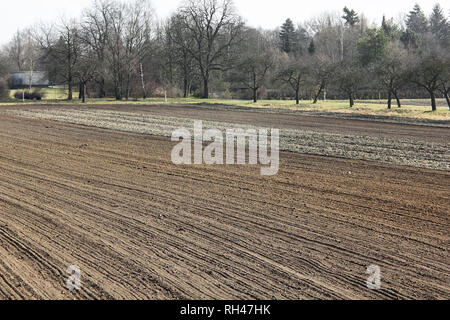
[0,0,448,110]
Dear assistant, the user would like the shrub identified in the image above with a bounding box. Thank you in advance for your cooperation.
[30,90,43,100]
[14,89,43,100]
[14,91,22,99]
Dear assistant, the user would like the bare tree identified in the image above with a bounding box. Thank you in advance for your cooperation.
[230,28,275,102]
[167,14,197,98]
[177,0,243,98]
[0,49,12,77]
[408,52,446,111]
[44,18,81,100]
[309,55,337,103]
[306,14,346,103]
[335,61,364,107]
[307,13,344,64]
[123,0,153,100]
[24,30,40,91]
[80,0,114,98]
[75,44,99,103]
[437,55,450,109]
[6,29,40,90]
[375,41,407,108]
[277,56,309,105]
[104,1,127,100]
[8,30,27,72]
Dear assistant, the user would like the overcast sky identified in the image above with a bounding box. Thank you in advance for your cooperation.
[0,0,448,45]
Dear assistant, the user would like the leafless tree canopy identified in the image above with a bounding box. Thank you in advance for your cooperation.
[0,1,448,108]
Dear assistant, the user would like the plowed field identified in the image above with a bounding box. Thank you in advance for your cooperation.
[0,104,448,300]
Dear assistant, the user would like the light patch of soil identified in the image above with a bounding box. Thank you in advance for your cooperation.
[4,107,449,170]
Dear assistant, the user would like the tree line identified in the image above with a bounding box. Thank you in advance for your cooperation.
[0,0,448,110]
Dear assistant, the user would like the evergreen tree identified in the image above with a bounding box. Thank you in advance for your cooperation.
[294,26,311,56]
[357,28,389,66]
[308,39,315,55]
[342,7,360,26]
[400,29,419,50]
[381,15,400,40]
[406,4,428,34]
[429,4,449,48]
[279,18,296,53]
[382,15,388,33]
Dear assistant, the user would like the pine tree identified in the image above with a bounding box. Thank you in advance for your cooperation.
[400,29,419,50]
[382,15,388,33]
[381,15,399,39]
[308,39,315,55]
[429,4,449,48]
[406,4,428,34]
[279,18,296,53]
[342,7,360,26]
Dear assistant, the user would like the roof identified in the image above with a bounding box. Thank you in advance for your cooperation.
[9,71,49,88]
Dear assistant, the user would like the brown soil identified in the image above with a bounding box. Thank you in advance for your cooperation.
[0,106,448,300]
[5,103,449,142]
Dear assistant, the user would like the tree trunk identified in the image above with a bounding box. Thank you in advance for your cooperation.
[387,90,392,109]
[114,74,122,100]
[125,72,131,101]
[118,73,123,100]
[394,91,401,108]
[203,78,209,99]
[68,78,73,101]
[429,90,437,111]
[139,62,147,100]
[99,78,106,98]
[313,83,324,104]
[444,91,450,109]
[82,82,86,103]
[183,80,188,98]
[443,87,450,109]
[252,74,257,103]
[295,89,299,105]
[182,61,189,98]
[29,69,33,91]
[79,83,84,102]
[114,79,118,100]
[349,93,354,108]
[183,80,187,98]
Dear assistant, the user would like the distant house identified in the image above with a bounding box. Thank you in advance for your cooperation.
[9,71,50,89]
